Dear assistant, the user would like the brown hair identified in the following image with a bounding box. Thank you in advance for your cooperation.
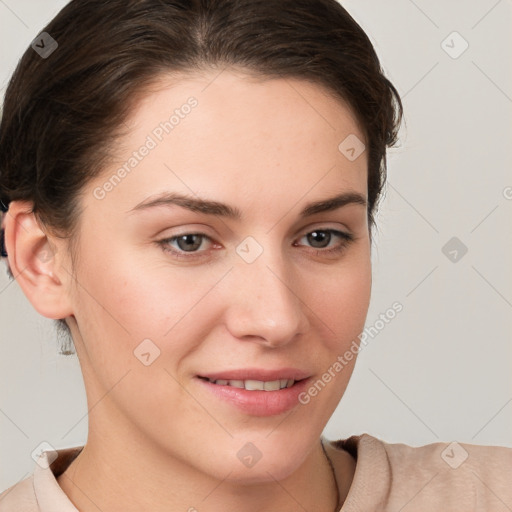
[0,0,403,354]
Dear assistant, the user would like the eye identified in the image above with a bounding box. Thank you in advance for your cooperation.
[158,233,214,259]
[157,228,355,261]
[294,228,354,256]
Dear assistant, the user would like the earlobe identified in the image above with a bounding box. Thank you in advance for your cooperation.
[3,201,74,320]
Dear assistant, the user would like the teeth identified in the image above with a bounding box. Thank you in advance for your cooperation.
[245,379,264,390]
[207,378,296,390]
[264,380,281,391]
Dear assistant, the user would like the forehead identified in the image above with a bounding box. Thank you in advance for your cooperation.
[88,68,368,217]
[129,68,365,143]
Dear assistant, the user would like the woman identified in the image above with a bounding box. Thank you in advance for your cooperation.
[0,0,510,511]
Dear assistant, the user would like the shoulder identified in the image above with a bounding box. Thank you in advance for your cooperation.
[379,435,512,510]
[328,433,512,511]
[0,475,38,512]
[0,445,83,512]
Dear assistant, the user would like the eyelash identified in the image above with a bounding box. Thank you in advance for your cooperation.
[157,228,355,260]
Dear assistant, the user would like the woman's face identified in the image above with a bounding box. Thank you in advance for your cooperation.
[62,69,372,481]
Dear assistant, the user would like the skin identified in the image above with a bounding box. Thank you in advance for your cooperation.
[5,68,371,512]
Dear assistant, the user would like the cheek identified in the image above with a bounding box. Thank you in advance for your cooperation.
[72,244,231,356]
[294,258,371,419]
[310,253,372,351]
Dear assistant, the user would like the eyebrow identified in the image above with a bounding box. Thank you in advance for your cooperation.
[128,190,367,219]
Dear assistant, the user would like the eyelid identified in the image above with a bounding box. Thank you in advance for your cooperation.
[155,223,218,238]
[296,221,351,237]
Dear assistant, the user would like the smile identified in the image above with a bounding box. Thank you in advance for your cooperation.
[200,377,296,390]
[196,371,311,416]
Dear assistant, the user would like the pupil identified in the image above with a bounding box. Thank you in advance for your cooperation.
[308,231,330,248]
[178,234,202,251]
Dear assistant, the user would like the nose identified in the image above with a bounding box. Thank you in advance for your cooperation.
[223,249,310,348]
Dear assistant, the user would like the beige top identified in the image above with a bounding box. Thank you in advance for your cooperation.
[1,433,511,511]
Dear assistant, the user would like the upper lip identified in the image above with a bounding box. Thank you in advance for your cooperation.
[198,368,311,381]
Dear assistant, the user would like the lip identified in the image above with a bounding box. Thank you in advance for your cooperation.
[195,368,312,417]
[197,367,311,382]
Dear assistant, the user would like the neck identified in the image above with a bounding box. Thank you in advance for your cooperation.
[57,428,354,512]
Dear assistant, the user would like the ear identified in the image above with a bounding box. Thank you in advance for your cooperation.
[3,200,74,320]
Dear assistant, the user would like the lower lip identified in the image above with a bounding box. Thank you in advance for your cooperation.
[196,377,311,417]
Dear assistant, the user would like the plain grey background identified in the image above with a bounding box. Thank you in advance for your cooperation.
[1,0,511,492]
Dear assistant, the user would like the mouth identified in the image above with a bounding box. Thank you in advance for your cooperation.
[195,369,312,416]
[197,376,300,391]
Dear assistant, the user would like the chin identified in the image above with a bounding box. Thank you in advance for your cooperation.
[202,433,315,483]
[220,458,305,485]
